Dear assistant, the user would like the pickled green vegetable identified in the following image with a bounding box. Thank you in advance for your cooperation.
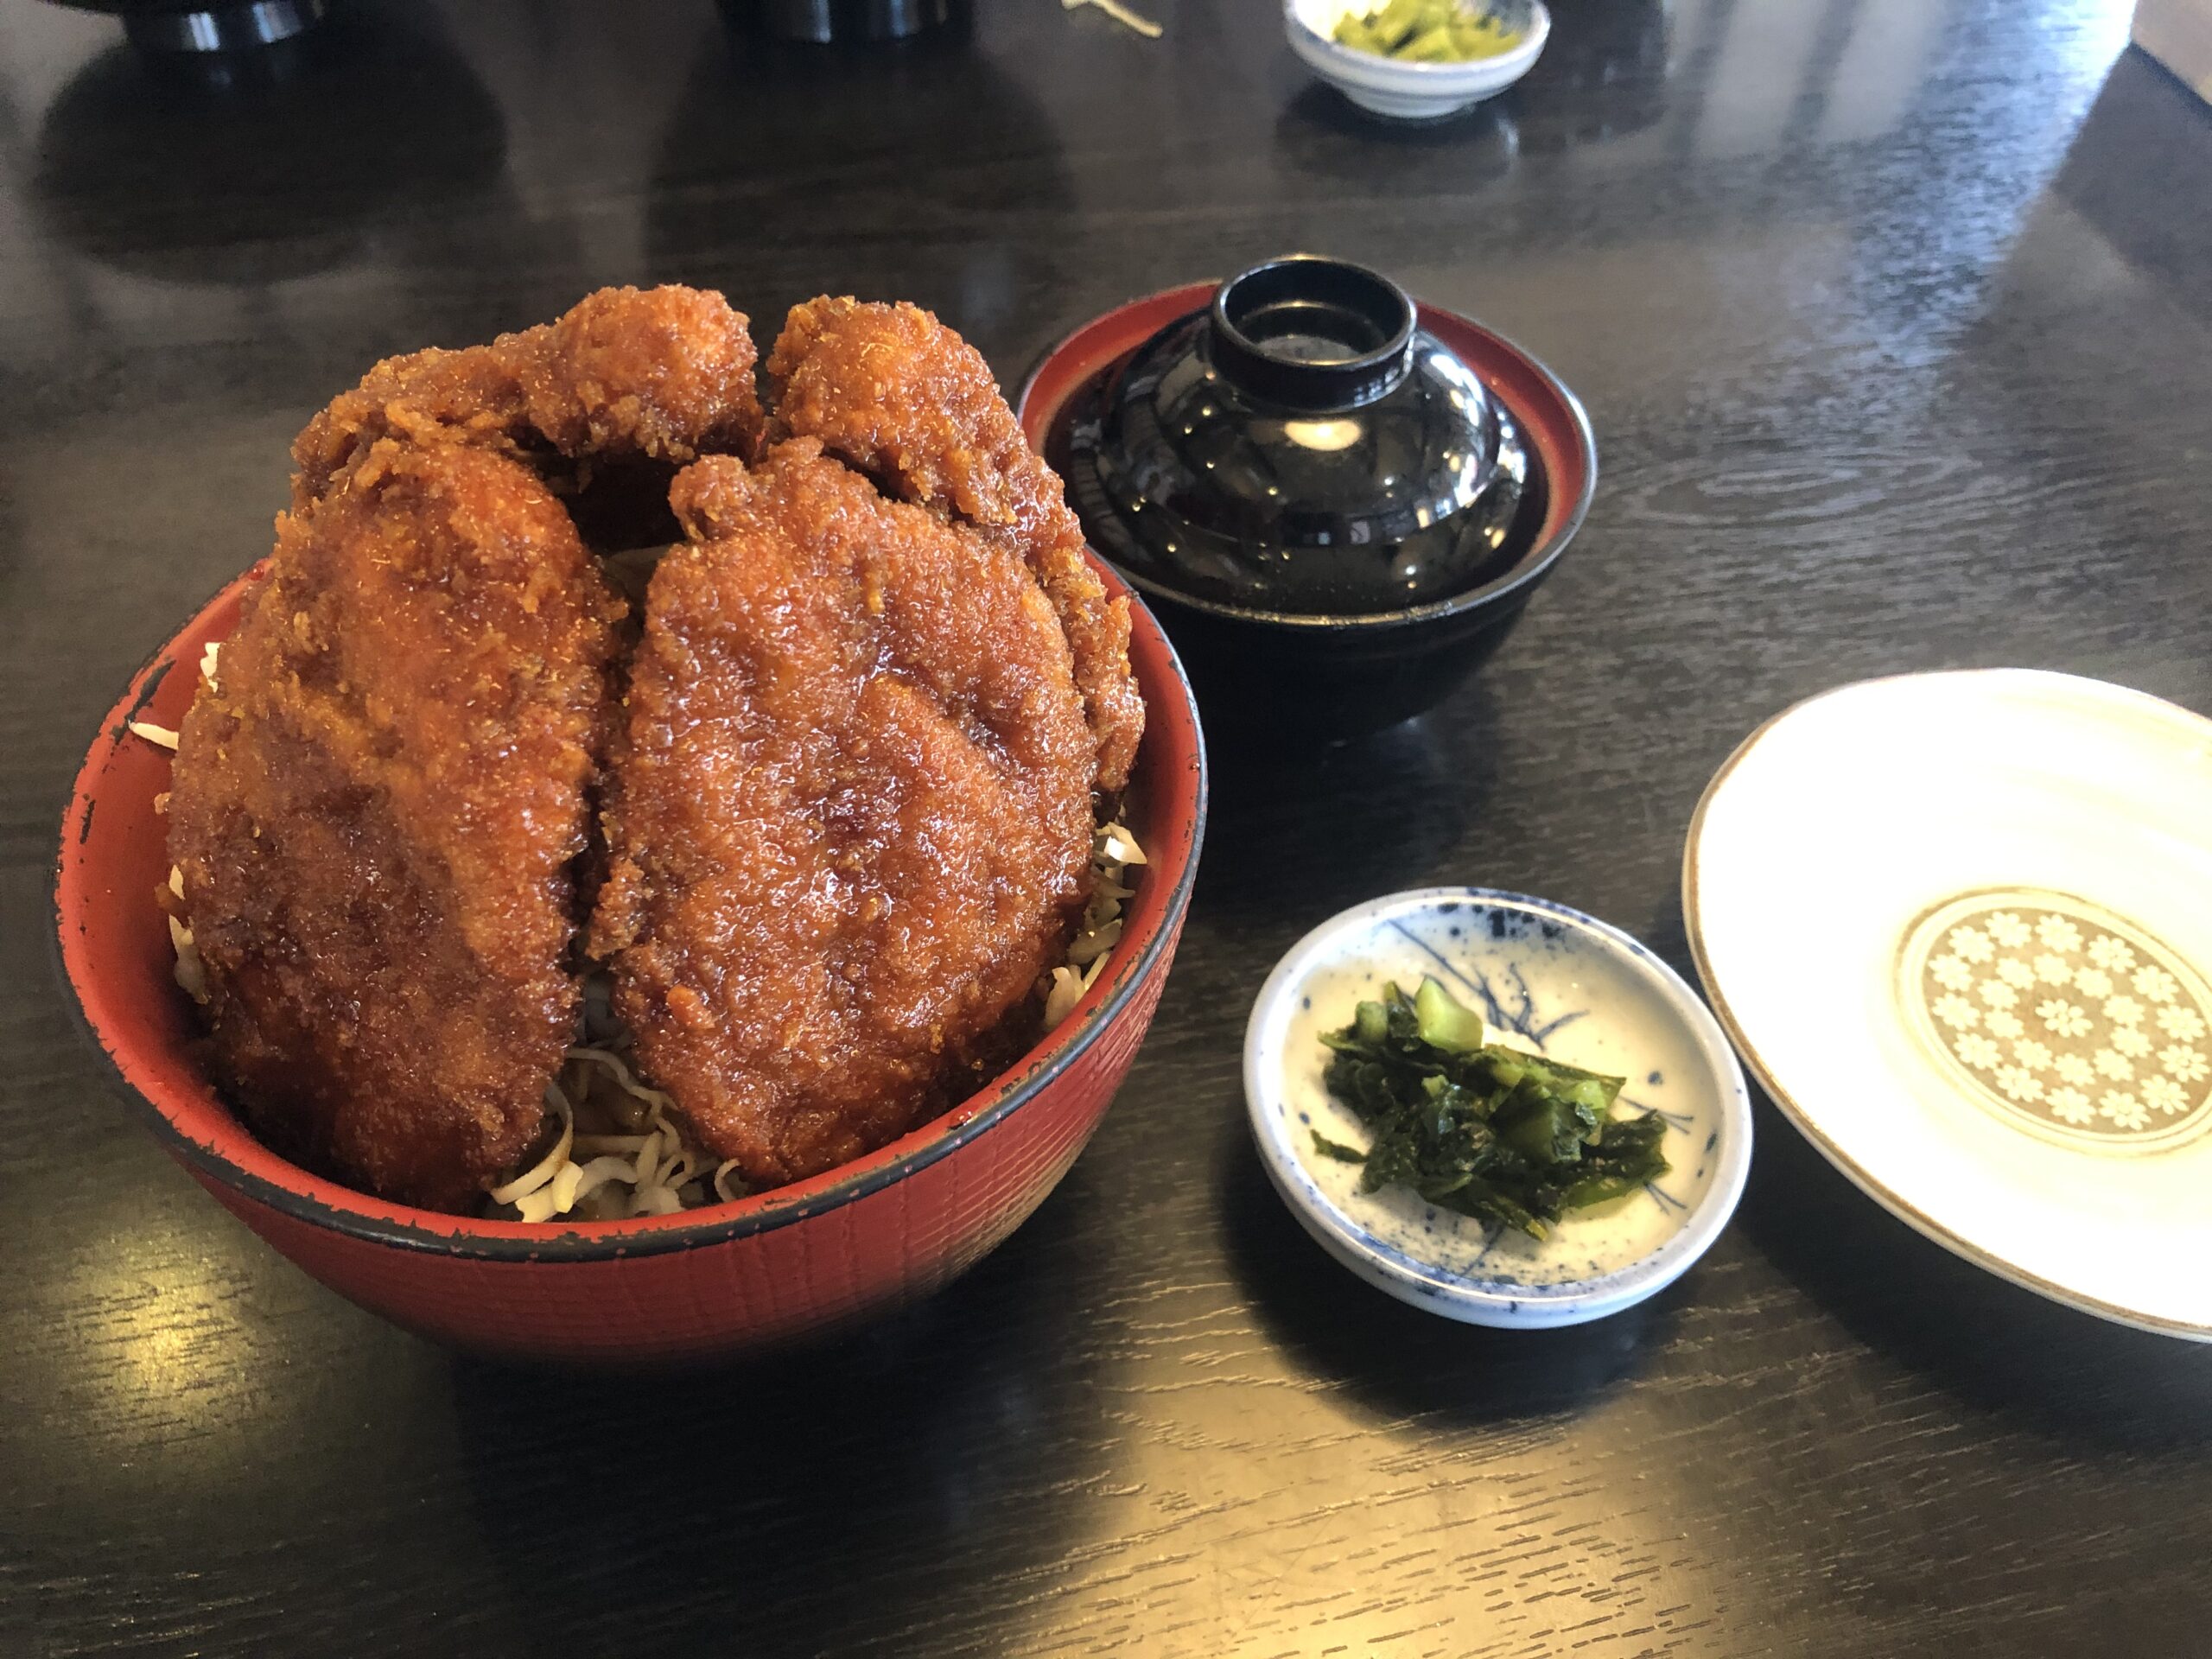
[1330,0,1520,62]
[1414,973,1489,1052]
[1315,977,1670,1238]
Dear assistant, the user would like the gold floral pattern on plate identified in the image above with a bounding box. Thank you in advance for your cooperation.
[1900,890,2212,1154]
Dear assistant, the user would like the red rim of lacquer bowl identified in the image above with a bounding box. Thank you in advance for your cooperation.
[1015,279,1599,632]
[53,554,1208,1263]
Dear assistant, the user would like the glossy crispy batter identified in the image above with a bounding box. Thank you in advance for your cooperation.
[589,442,1096,1185]
[294,284,763,515]
[170,445,624,1211]
[171,285,1143,1211]
[766,297,1144,791]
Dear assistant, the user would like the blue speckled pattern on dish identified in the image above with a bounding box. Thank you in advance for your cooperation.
[1245,888,1753,1328]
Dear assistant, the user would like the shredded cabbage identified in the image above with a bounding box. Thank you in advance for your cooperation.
[125,639,216,758]
[1045,822,1141,1027]
[165,866,208,1004]
[491,1082,575,1210]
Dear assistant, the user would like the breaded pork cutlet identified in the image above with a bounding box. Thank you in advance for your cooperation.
[169,286,1146,1215]
[168,288,762,1211]
[589,442,1099,1187]
[293,284,764,511]
[169,446,622,1211]
[766,296,1145,792]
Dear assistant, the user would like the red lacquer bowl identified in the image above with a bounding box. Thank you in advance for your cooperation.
[54,559,1205,1364]
[1018,280,1596,741]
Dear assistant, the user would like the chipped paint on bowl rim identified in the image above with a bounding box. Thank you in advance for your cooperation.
[1244,887,1752,1327]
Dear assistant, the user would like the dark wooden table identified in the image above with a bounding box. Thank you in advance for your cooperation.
[7,0,2211,1652]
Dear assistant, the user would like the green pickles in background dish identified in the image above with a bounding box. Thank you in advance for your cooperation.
[1316,977,1670,1237]
[1329,0,1521,62]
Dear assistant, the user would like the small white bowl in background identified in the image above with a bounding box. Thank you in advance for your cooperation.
[1244,887,1752,1328]
[1285,0,1550,121]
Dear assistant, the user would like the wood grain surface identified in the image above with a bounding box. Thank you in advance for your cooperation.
[3,0,2210,1653]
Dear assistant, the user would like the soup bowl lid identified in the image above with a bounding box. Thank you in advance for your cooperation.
[1067,254,1531,620]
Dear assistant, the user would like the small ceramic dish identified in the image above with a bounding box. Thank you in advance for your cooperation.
[1688,669,2212,1340]
[1285,0,1550,121]
[1244,887,1751,1327]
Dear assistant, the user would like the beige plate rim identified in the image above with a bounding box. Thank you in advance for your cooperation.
[1681,668,2212,1343]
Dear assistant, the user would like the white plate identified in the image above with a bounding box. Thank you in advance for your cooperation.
[1284,0,1549,121]
[1685,669,2212,1340]
[1244,888,1751,1327]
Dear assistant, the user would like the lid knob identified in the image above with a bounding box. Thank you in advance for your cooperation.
[1207,256,1417,413]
